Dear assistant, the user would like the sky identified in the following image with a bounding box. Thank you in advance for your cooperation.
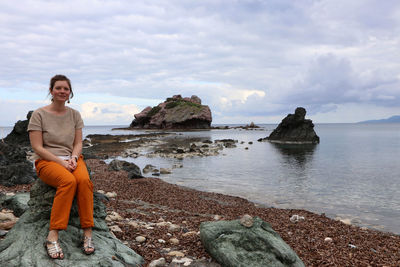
[1,0,399,126]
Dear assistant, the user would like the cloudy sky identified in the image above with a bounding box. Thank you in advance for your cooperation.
[1,0,399,126]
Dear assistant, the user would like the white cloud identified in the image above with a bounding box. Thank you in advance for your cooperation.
[80,102,140,125]
[0,0,400,124]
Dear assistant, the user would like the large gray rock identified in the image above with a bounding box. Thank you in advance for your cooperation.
[0,142,36,186]
[4,111,33,147]
[130,95,212,129]
[1,193,30,217]
[200,216,304,267]
[108,159,143,179]
[264,107,319,144]
[0,180,144,266]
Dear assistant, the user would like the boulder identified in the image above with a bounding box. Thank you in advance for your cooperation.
[200,216,305,267]
[1,193,30,217]
[130,95,212,129]
[4,111,33,147]
[108,159,143,179]
[0,142,36,186]
[264,107,319,144]
[0,180,144,266]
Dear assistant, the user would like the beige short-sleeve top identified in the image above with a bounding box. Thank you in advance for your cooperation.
[27,107,84,159]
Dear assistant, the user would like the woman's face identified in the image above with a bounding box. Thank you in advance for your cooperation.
[50,80,71,103]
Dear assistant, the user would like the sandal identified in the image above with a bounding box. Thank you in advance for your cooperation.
[44,239,64,259]
[81,236,95,255]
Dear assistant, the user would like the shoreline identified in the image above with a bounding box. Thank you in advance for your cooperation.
[3,159,399,266]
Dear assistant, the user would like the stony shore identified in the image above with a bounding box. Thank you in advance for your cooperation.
[1,158,400,266]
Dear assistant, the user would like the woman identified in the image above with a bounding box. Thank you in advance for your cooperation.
[28,74,95,259]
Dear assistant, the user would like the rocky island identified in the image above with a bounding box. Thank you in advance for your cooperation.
[259,107,320,144]
[129,95,212,129]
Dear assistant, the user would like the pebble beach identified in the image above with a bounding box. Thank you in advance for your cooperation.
[3,158,399,266]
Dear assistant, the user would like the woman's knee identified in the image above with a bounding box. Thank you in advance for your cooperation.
[59,174,77,189]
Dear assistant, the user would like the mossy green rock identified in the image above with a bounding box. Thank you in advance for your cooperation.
[0,180,144,267]
[200,217,304,267]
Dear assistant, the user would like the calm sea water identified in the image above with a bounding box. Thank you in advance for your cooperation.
[1,123,399,234]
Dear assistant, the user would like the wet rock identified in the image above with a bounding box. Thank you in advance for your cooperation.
[160,168,172,174]
[0,180,144,266]
[143,164,156,174]
[108,159,143,179]
[130,95,212,129]
[262,107,319,144]
[4,111,32,146]
[200,216,304,267]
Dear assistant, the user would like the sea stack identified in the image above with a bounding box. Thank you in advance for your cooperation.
[130,95,212,129]
[263,107,320,144]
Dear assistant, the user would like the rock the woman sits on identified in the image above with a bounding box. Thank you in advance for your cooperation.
[28,74,95,259]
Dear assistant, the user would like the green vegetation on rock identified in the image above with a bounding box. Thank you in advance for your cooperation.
[165,99,202,109]
[147,106,161,117]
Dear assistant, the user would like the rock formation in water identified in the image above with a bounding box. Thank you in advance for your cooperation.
[0,142,36,186]
[130,95,212,129]
[0,180,144,267]
[200,215,305,267]
[4,111,33,147]
[261,107,319,144]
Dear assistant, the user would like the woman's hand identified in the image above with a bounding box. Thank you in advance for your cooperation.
[60,160,74,172]
[67,157,78,172]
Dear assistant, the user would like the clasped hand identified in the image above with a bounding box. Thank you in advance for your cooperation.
[62,158,77,172]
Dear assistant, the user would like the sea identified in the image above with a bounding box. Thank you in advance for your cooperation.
[1,123,399,234]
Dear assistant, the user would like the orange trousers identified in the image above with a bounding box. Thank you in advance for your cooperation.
[35,156,94,230]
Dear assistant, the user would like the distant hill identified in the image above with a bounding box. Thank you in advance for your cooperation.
[358,115,400,123]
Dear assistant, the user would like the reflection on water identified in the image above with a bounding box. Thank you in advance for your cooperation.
[269,143,317,168]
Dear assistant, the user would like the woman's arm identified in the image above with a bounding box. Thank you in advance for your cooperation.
[68,128,83,170]
[29,130,73,171]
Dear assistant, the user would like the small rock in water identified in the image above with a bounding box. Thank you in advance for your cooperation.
[290,214,305,223]
[149,257,166,267]
[136,236,146,243]
[240,214,253,228]
[160,168,172,174]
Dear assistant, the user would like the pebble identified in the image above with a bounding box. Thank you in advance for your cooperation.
[97,190,105,194]
[171,257,193,266]
[182,231,197,237]
[0,230,8,237]
[158,239,166,244]
[149,257,166,267]
[340,218,352,225]
[168,224,181,232]
[169,238,179,245]
[135,236,146,243]
[240,214,253,228]
[5,193,15,196]
[167,251,185,257]
[105,191,117,198]
[348,244,357,249]
[290,214,305,223]
[172,163,183,168]
[107,211,123,221]
[128,221,139,228]
[109,225,122,233]
[324,237,333,242]
[156,221,170,227]
[213,215,221,220]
